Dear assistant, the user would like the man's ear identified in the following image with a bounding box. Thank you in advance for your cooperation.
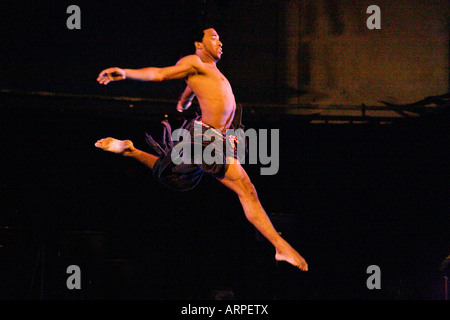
[194,41,203,50]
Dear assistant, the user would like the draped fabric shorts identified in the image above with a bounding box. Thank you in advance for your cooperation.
[145,105,245,191]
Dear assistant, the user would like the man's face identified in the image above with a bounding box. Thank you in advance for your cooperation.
[200,28,223,61]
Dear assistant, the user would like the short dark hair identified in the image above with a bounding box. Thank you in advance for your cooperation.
[193,25,215,43]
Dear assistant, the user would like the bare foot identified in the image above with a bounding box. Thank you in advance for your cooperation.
[95,137,135,156]
[275,243,308,271]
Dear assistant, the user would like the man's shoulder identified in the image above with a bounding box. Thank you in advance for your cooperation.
[176,54,202,66]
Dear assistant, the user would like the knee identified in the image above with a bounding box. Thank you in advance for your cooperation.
[238,178,259,201]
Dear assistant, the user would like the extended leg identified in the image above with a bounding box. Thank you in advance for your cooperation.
[95,137,158,169]
[218,158,308,271]
[95,138,307,270]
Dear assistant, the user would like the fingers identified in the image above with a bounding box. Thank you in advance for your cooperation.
[176,101,191,112]
[97,77,109,85]
[97,70,111,85]
[176,102,186,112]
[96,67,122,85]
[97,69,114,85]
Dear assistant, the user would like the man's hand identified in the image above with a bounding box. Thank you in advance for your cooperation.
[177,85,195,113]
[97,67,126,85]
[176,99,192,113]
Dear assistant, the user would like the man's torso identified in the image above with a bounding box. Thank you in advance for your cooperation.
[184,55,236,132]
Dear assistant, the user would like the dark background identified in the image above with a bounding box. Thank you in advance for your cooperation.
[0,1,449,300]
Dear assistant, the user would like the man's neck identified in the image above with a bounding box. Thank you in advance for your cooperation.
[196,52,217,66]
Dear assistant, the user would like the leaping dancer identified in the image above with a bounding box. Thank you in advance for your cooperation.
[95,27,308,271]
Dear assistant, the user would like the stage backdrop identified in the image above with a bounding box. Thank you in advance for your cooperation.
[1,0,448,106]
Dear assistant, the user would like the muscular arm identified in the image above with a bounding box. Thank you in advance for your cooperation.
[97,55,199,85]
[124,64,196,82]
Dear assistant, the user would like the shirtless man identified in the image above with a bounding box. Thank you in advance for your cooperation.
[95,27,308,271]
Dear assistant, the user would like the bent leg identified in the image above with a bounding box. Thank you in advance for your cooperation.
[218,158,308,271]
[95,137,159,169]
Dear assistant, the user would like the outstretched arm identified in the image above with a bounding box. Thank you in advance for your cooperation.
[176,85,195,112]
[97,56,198,85]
